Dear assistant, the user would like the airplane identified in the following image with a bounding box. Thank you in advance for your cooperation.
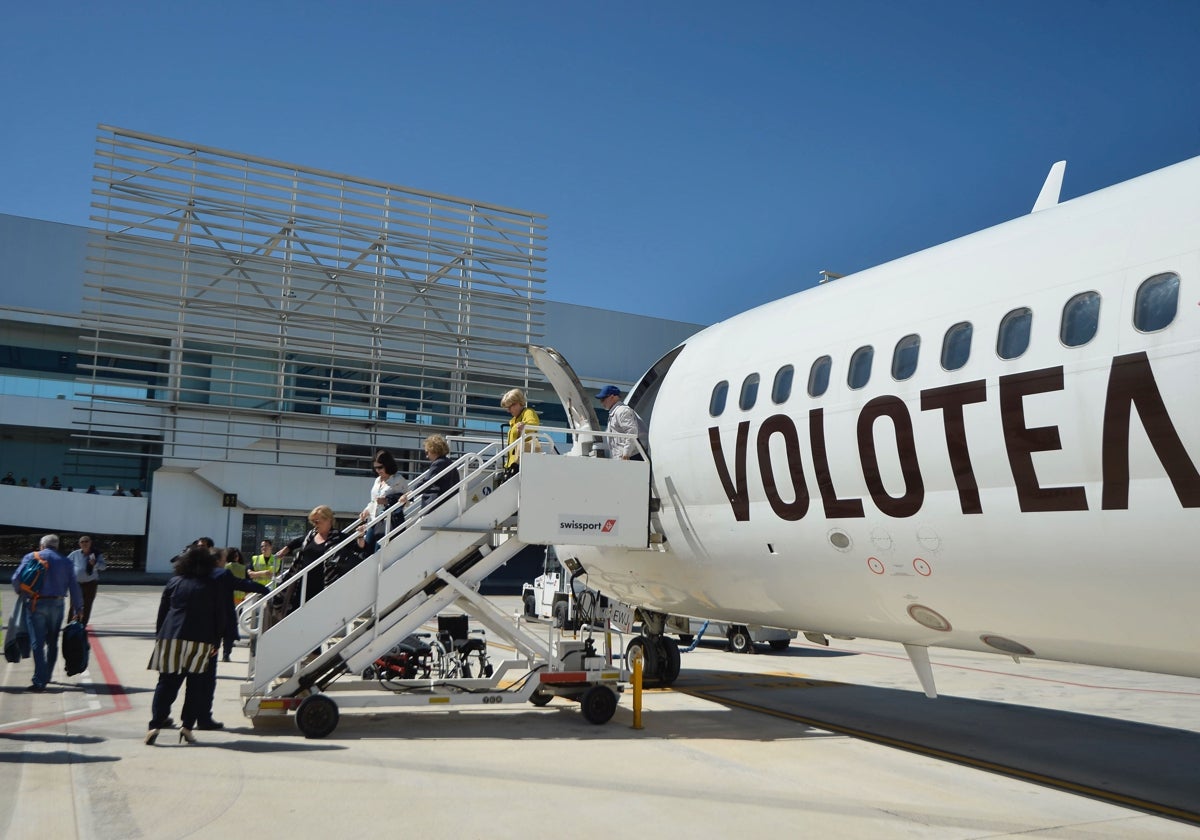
[532,153,1200,697]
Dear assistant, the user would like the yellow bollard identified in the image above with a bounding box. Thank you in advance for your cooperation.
[631,647,643,730]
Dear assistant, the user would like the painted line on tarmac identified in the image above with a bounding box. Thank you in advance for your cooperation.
[0,628,131,734]
[791,642,1200,697]
[675,684,1200,827]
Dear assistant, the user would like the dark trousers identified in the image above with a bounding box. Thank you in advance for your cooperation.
[198,655,219,723]
[80,580,99,625]
[150,670,207,729]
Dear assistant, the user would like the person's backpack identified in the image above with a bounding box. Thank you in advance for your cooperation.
[17,551,50,609]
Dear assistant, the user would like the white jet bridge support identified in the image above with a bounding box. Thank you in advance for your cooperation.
[238,437,650,737]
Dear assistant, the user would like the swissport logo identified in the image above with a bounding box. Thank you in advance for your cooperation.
[558,515,618,536]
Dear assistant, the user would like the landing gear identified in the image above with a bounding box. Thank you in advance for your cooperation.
[625,635,658,684]
[523,594,536,617]
[727,625,754,654]
[552,601,570,630]
[658,635,681,685]
[625,633,681,687]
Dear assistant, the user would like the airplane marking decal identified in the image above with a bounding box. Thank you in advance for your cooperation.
[709,353,1199,522]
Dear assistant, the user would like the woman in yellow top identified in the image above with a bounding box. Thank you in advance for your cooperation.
[501,388,539,479]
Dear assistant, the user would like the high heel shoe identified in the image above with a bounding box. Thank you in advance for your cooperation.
[178,727,196,744]
[144,729,160,745]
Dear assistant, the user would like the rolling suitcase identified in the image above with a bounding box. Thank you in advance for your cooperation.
[61,620,90,676]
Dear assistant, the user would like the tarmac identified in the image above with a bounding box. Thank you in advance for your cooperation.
[2,585,1198,839]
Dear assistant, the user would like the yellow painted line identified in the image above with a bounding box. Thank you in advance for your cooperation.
[675,686,1200,826]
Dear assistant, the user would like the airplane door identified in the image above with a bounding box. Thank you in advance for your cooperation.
[627,345,685,432]
[528,345,602,455]
[529,342,686,457]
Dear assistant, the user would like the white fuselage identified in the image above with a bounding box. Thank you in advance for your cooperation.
[569,156,1200,679]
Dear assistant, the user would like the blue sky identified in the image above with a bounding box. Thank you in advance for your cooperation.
[2,1,1198,325]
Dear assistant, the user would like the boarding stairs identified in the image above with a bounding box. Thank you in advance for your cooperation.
[239,435,651,714]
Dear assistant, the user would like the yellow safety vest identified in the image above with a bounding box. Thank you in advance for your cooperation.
[228,561,248,604]
[250,553,281,587]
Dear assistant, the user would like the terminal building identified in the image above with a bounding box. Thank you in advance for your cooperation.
[0,126,701,579]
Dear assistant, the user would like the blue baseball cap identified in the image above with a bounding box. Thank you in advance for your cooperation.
[595,385,621,399]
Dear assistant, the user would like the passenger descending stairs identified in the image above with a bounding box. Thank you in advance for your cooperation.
[244,452,525,700]
[240,443,652,711]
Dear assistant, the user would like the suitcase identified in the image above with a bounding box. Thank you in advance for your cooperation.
[61,620,90,676]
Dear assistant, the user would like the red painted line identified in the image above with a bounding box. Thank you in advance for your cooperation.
[0,627,132,734]
[87,626,132,712]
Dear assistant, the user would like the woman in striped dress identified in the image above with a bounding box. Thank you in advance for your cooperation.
[145,546,224,744]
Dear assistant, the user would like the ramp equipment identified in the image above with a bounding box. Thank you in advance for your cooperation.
[238,433,649,737]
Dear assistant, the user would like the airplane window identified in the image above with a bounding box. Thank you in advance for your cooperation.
[1060,291,1100,347]
[709,381,728,417]
[997,307,1032,360]
[807,356,831,397]
[1134,273,1180,332]
[739,373,760,410]
[891,334,920,381]
[771,365,794,404]
[941,322,973,371]
[848,346,874,389]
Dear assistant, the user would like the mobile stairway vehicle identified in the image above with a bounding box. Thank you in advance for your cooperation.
[238,432,650,737]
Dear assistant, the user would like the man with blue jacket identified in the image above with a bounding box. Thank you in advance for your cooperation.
[11,534,82,691]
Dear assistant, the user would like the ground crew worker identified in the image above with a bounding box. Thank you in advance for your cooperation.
[248,539,281,588]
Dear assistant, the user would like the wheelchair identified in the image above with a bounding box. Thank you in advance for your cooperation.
[432,614,493,679]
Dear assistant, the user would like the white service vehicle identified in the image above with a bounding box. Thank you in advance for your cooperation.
[523,547,794,654]
[521,547,613,630]
[665,616,796,654]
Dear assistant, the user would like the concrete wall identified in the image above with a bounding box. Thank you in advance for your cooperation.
[0,484,147,535]
[542,301,701,388]
[144,464,367,574]
[0,214,88,314]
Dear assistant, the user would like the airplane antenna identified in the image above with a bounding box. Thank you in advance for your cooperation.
[1031,160,1067,213]
[818,270,844,284]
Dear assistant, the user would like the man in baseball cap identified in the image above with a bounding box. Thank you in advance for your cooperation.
[596,385,648,460]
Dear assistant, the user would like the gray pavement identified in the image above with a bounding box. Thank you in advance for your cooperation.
[2,586,1198,839]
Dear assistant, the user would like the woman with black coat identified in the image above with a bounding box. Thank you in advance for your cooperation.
[145,546,224,744]
[275,505,365,612]
[401,434,460,512]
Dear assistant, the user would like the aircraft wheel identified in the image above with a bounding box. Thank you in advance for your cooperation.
[625,635,662,686]
[553,601,570,629]
[580,685,617,725]
[768,639,790,652]
[295,693,339,739]
[656,636,681,686]
[529,689,553,707]
[523,594,536,617]
[727,626,754,654]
